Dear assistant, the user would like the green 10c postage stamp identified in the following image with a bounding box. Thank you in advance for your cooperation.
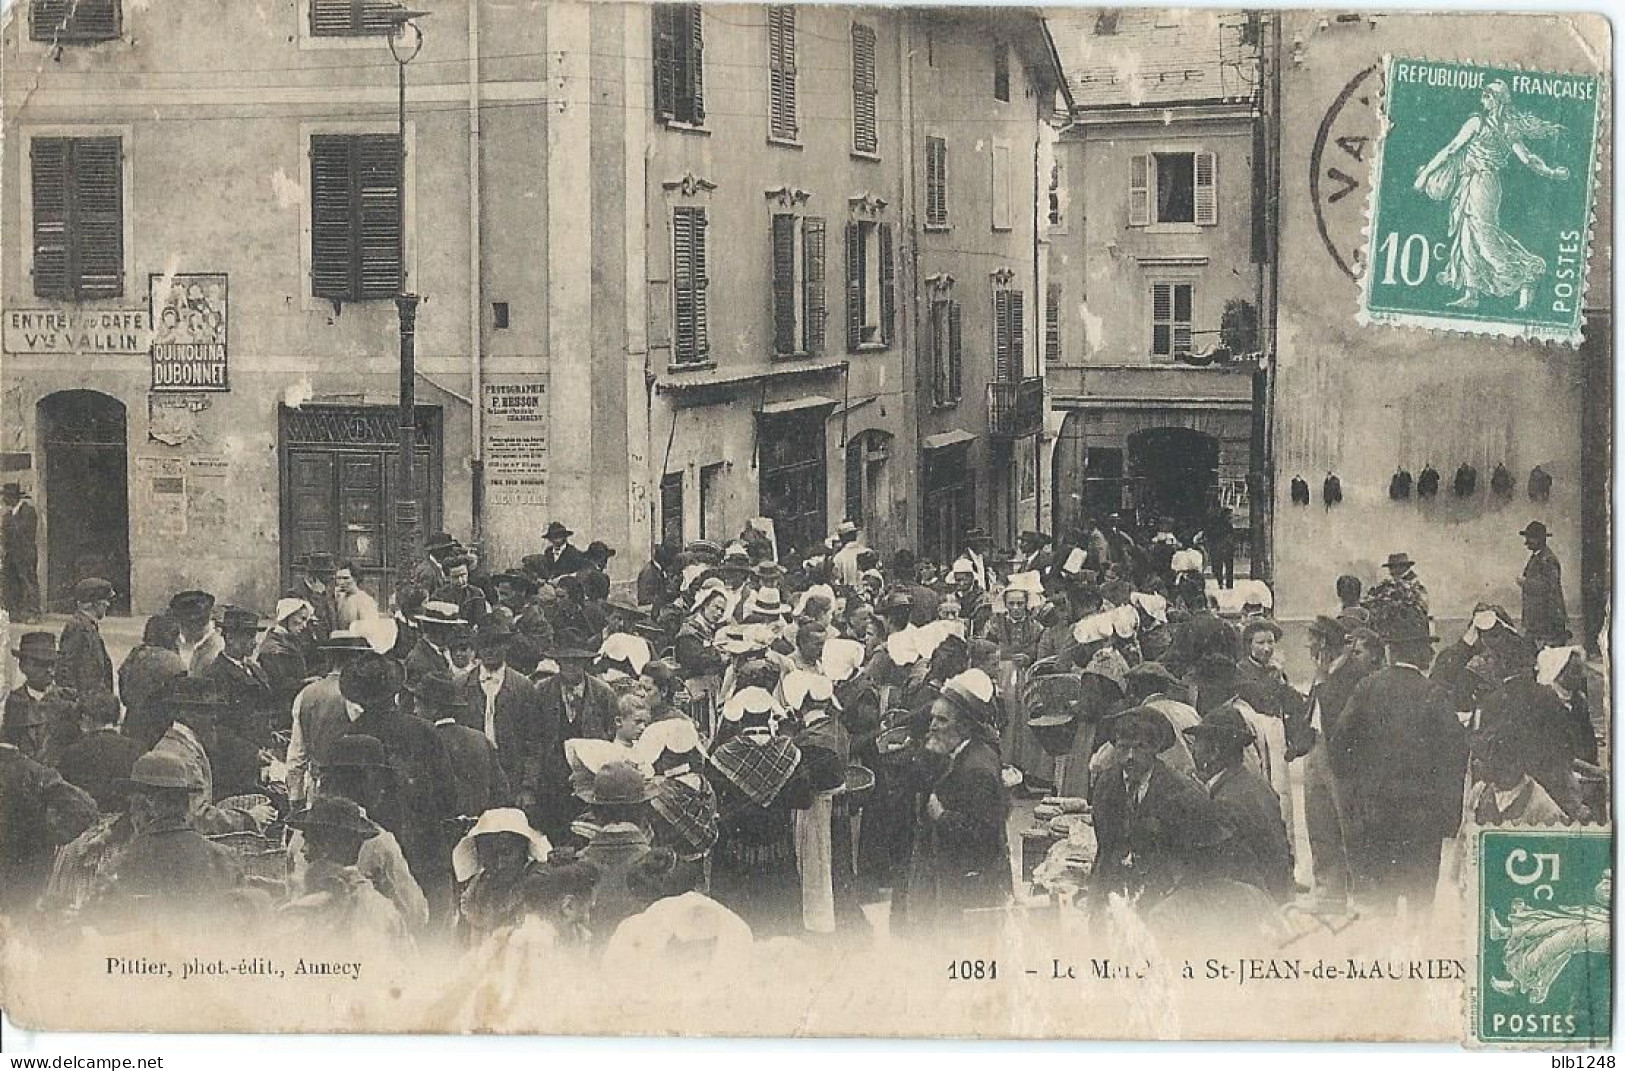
[1359,57,1603,345]
[1474,829,1611,1046]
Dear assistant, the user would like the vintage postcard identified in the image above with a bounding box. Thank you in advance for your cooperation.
[0,0,1611,1048]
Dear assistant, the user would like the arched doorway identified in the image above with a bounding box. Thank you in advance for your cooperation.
[38,391,130,612]
[1127,427,1219,533]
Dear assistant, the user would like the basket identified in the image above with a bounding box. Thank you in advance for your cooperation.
[841,764,877,808]
[874,726,914,774]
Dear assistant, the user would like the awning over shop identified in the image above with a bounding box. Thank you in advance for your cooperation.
[757,395,838,416]
[922,429,977,451]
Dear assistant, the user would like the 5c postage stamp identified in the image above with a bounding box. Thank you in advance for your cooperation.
[1473,828,1611,1046]
[1359,57,1604,344]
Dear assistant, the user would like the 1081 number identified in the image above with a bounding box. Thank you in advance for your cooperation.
[948,960,997,981]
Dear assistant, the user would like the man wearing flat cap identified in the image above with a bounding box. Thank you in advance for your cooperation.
[1,482,40,622]
[1516,521,1569,646]
[58,578,115,698]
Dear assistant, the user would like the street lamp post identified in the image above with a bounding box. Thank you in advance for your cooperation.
[386,10,429,579]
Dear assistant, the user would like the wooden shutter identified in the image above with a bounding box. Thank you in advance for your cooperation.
[1151,282,1172,355]
[993,288,1012,382]
[310,135,354,300]
[1009,289,1026,377]
[683,6,705,124]
[73,137,123,299]
[879,223,895,347]
[1194,150,1218,225]
[991,142,1012,230]
[851,24,878,155]
[767,6,798,141]
[1129,153,1150,226]
[803,216,826,354]
[993,41,1010,102]
[771,214,797,355]
[925,136,947,227]
[671,207,709,364]
[1172,284,1193,353]
[30,138,70,299]
[354,134,401,299]
[948,300,963,401]
[929,302,946,406]
[31,0,118,42]
[845,222,863,351]
[653,6,677,121]
[1045,283,1062,365]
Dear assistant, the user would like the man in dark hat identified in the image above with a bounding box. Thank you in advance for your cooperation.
[462,625,543,807]
[56,691,142,813]
[5,632,63,757]
[340,653,458,921]
[1333,618,1466,915]
[202,608,274,744]
[168,589,224,678]
[637,538,680,614]
[584,540,617,574]
[1362,552,1431,639]
[414,672,510,817]
[432,552,489,629]
[0,676,55,761]
[533,643,619,838]
[1091,705,1239,907]
[537,521,587,580]
[0,711,96,912]
[1515,521,1568,646]
[58,578,115,698]
[280,796,409,943]
[0,482,40,622]
[1184,707,1293,902]
[285,554,339,651]
[1015,530,1054,579]
[1300,614,1369,908]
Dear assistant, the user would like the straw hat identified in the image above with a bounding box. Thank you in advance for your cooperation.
[451,807,553,883]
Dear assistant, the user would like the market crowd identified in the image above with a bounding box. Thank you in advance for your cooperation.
[0,509,1601,964]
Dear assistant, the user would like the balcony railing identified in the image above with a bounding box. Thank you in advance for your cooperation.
[986,375,1045,440]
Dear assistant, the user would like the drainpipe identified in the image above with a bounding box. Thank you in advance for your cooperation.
[468,1,485,545]
[898,13,921,553]
[1031,115,1043,539]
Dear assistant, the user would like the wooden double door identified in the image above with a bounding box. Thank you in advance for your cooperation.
[280,405,441,599]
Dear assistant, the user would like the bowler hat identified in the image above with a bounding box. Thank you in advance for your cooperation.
[319,629,375,654]
[0,482,27,500]
[1182,704,1257,746]
[752,560,786,583]
[286,796,380,840]
[161,675,233,710]
[338,653,402,711]
[1519,521,1551,540]
[317,733,391,769]
[72,577,115,604]
[1383,552,1416,571]
[1105,704,1178,753]
[1123,660,1185,698]
[12,631,58,663]
[118,751,196,795]
[408,672,469,714]
[549,642,599,662]
[586,540,617,561]
[168,590,216,618]
[576,761,657,805]
[220,607,260,634]
[544,521,574,541]
[490,571,539,596]
[1379,612,1437,645]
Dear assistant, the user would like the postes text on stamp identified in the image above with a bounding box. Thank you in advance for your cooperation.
[1360,57,1603,344]
[1475,829,1611,1046]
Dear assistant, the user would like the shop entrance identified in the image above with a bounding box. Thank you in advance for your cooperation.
[38,390,130,612]
[1127,427,1219,532]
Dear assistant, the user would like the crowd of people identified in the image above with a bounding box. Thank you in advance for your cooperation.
[0,509,1601,968]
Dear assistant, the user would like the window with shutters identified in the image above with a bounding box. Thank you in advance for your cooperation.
[1129,150,1217,228]
[992,285,1025,383]
[308,0,400,37]
[993,42,1010,102]
[309,133,402,303]
[991,141,1013,231]
[671,206,711,366]
[845,219,894,351]
[766,6,798,143]
[771,214,826,358]
[850,23,879,157]
[929,297,962,408]
[29,0,119,43]
[29,136,124,301]
[1045,284,1062,366]
[654,5,706,128]
[660,471,685,545]
[1150,282,1194,358]
[924,136,949,229]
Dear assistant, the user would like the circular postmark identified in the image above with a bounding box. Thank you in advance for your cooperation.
[1310,64,1383,280]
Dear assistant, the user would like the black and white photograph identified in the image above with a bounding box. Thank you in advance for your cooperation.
[0,0,1611,1049]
